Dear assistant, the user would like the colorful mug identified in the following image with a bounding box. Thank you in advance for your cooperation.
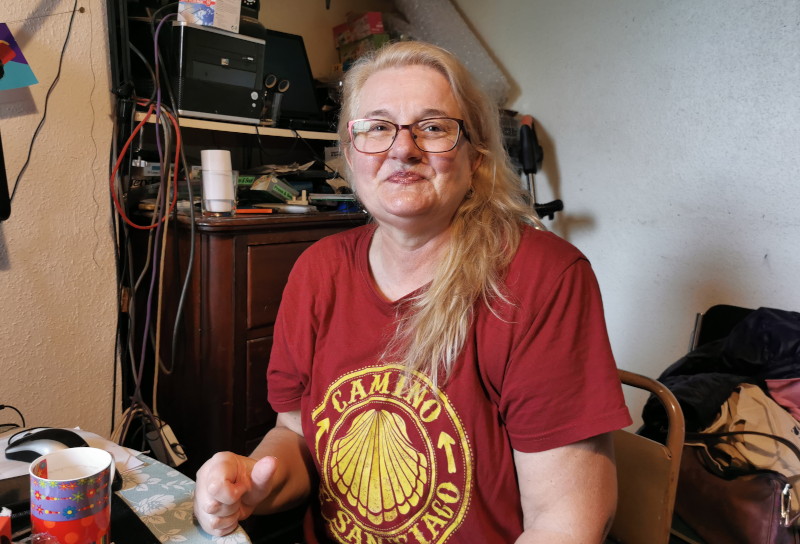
[29,447,114,544]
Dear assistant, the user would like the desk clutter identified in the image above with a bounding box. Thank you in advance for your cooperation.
[134,157,360,218]
[0,428,250,544]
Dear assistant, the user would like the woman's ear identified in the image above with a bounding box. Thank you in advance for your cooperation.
[344,145,354,171]
[470,151,483,174]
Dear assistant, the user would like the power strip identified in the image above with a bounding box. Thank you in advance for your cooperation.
[145,421,187,467]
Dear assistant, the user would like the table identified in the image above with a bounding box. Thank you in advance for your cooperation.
[117,454,251,544]
[0,429,252,544]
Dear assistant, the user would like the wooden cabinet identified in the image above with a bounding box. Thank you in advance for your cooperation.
[122,113,360,476]
[136,211,365,476]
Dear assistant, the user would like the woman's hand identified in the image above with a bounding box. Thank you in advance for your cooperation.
[193,411,311,536]
[193,452,278,536]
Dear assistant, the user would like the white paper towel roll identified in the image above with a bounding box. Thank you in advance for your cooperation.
[201,150,235,213]
[201,149,232,171]
[202,171,235,201]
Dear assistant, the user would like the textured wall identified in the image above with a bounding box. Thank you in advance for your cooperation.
[0,0,392,437]
[0,0,116,435]
[453,0,800,423]
[3,0,797,435]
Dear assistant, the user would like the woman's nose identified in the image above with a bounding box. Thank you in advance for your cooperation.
[389,126,423,160]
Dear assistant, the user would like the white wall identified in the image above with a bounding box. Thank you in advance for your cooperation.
[453,0,800,423]
[0,0,116,435]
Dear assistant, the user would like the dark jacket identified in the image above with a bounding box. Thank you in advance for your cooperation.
[641,307,800,436]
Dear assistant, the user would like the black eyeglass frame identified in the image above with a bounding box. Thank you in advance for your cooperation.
[347,117,471,154]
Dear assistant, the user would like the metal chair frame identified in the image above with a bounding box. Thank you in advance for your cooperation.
[608,369,686,544]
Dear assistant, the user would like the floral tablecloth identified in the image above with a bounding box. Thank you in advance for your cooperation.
[117,454,250,544]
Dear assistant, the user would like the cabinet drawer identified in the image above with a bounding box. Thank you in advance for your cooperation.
[247,241,314,330]
[246,336,277,430]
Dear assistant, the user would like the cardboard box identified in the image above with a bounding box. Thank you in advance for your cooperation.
[339,33,390,66]
[333,12,384,47]
[178,0,241,33]
[347,12,384,42]
[333,21,353,47]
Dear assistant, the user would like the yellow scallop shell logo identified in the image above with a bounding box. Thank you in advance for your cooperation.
[330,409,429,525]
[314,365,472,543]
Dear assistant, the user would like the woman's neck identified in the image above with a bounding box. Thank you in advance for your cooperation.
[368,225,450,302]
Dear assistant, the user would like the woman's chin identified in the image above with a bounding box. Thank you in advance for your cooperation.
[366,193,433,218]
[379,200,437,220]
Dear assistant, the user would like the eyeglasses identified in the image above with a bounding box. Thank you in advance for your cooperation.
[347,117,470,154]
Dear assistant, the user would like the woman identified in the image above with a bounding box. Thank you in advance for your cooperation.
[194,41,631,543]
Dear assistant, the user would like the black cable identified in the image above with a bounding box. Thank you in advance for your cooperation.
[111,106,171,447]
[110,107,140,434]
[118,108,174,390]
[148,2,179,103]
[109,115,125,435]
[149,2,179,26]
[290,129,339,175]
[110,2,191,460]
[139,108,174,378]
[167,145,195,376]
[0,404,26,428]
[108,28,165,447]
[128,42,157,104]
[144,103,196,377]
[111,310,119,435]
[115,11,192,459]
[254,126,266,164]
[145,14,196,377]
[10,0,78,203]
[134,116,172,393]
[124,118,169,395]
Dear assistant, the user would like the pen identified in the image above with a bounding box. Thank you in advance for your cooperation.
[234,208,273,214]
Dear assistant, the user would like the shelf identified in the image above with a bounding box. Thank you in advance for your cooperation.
[134,111,339,141]
[181,210,367,232]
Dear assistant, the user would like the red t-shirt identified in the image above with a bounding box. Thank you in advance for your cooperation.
[268,224,631,543]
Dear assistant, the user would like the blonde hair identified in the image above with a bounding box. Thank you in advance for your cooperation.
[338,41,542,386]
